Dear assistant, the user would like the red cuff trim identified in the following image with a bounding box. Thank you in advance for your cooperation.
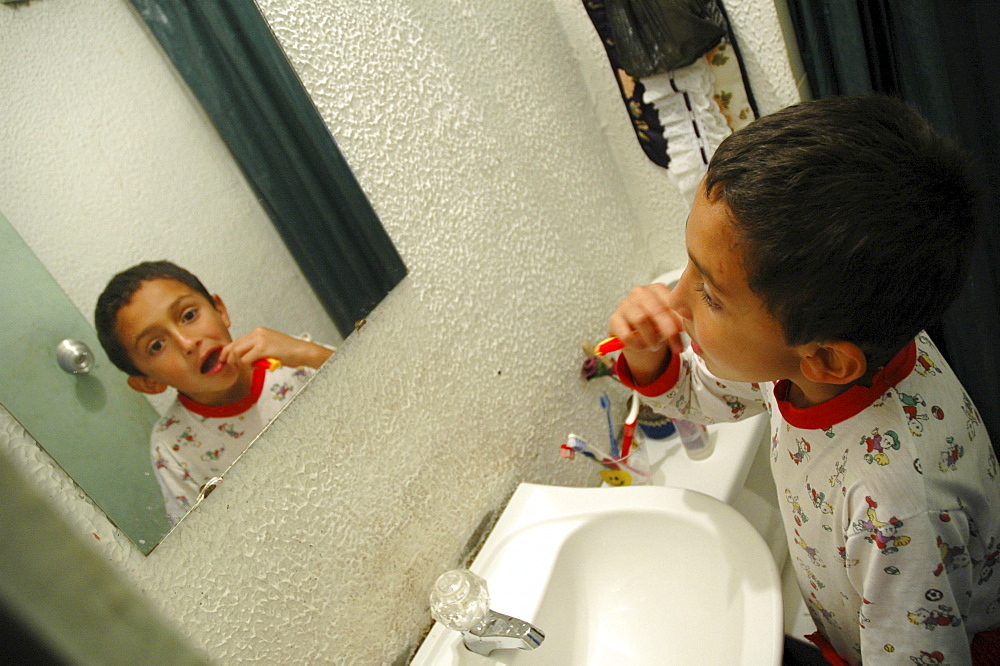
[615,351,681,397]
[776,340,916,430]
[803,632,848,665]
[972,624,1000,663]
[178,359,270,418]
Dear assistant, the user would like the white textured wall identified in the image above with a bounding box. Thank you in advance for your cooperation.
[0,0,799,662]
[0,0,340,345]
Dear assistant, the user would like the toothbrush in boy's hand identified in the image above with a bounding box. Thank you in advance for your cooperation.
[594,336,624,356]
[254,358,282,371]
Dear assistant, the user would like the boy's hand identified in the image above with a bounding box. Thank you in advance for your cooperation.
[219,328,333,370]
[607,283,684,386]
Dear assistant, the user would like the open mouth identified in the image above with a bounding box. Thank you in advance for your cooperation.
[200,348,224,375]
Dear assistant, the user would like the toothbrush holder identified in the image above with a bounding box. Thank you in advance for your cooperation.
[599,437,650,487]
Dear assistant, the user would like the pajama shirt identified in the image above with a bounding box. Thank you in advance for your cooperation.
[150,360,315,523]
[618,332,1000,664]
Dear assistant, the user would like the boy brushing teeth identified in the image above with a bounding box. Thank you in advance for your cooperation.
[608,95,1000,663]
[96,261,333,523]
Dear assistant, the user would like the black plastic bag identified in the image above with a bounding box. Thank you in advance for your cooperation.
[606,0,726,78]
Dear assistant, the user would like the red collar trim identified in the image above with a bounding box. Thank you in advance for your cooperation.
[775,340,917,430]
[178,359,270,418]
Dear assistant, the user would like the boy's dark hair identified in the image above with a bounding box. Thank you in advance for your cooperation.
[95,261,213,376]
[705,94,979,367]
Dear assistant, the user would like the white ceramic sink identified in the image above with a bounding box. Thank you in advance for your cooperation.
[413,482,782,665]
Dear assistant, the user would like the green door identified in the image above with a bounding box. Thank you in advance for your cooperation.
[0,212,170,554]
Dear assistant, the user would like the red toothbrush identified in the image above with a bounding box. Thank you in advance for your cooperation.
[620,391,641,458]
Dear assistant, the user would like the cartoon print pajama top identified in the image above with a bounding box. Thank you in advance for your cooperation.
[150,360,315,524]
[618,332,1000,664]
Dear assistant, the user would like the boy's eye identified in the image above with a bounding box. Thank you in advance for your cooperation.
[149,340,164,355]
[695,282,721,310]
[181,308,197,323]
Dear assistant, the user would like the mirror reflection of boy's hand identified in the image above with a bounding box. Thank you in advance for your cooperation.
[220,327,332,370]
[607,283,684,386]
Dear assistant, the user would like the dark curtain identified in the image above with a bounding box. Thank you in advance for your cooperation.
[129,0,406,338]
[787,0,1000,451]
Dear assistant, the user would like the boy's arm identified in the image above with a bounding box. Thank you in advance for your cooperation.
[846,508,975,663]
[608,283,766,424]
[221,327,334,369]
[607,283,684,386]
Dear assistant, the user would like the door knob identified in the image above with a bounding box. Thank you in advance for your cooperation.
[56,339,94,374]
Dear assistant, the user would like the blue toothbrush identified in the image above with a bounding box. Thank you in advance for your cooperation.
[600,392,619,458]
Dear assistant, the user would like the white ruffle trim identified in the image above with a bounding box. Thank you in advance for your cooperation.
[641,59,731,204]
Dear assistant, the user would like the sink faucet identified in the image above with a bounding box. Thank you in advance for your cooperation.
[460,609,545,656]
[429,569,545,657]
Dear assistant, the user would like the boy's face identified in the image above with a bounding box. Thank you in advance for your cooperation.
[666,183,805,384]
[115,278,244,405]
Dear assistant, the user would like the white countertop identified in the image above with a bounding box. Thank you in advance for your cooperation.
[641,412,769,504]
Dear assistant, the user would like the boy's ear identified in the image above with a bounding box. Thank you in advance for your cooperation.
[212,294,231,328]
[127,375,168,395]
[799,341,867,386]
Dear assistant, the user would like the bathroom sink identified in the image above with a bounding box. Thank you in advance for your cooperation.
[413,482,782,664]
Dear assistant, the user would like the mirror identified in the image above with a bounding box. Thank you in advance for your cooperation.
[0,0,403,553]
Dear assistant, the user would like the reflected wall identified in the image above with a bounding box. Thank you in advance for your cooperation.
[0,0,344,552]
[0,1,342,347]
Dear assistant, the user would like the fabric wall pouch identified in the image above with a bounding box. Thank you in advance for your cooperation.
[582,0,758,182]
[606,0,725,78]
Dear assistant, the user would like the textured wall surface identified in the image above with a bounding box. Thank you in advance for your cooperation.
[723,0,803,113]
[1,0,799,662]
[0,0,339,344]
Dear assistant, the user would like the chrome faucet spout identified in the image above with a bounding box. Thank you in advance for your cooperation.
[462,610,545,656]
[429,569,546,657]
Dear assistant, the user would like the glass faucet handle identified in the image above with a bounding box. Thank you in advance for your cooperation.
[429,569,491,632]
